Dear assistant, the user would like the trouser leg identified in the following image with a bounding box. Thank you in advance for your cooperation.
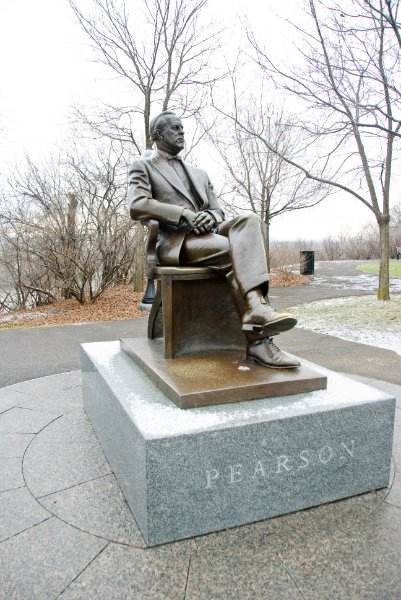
[180,233,247,322]
[217,213,269,297]
[177,217,298,365]
[180,213,270,305]
[179,232,231,270]
[226,270,267,341]
[179,217,296,340]
[218,215,295,336]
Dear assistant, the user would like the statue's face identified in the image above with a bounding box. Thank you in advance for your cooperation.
[155,115,185,155]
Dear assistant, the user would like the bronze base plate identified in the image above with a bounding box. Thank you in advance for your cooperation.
[120,338,327,409]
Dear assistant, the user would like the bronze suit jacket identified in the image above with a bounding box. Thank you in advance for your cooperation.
[127,151,225,265]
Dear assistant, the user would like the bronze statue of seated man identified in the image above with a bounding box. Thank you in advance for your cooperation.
[127,111,300,369]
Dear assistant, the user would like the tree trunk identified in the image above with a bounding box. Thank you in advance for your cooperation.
[377,216,390,301]
[264,218,270,272]
[63,192,78,299]
[144,96,152,150]
[133,223,145,292]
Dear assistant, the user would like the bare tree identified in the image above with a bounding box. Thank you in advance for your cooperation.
[69,0,224,294]
[363,1,401,54]
[0,143,138,308]
[390,200,401,254]
[0,217,57,311]
[69,0,223,149]
[321,236,344,261]
[245,0,401,300]
[208,89,329,266]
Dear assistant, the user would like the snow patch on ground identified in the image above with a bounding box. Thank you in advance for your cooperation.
[310,273,401,293]
[290,295,401,356]
[0,310,55,323]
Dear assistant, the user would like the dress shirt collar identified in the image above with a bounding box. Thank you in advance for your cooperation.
[156,149,183,161]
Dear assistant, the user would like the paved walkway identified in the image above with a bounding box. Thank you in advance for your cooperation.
[1,260,401,598]
[1,260,400,387]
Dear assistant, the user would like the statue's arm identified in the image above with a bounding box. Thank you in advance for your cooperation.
[204,176,225,225]
[127,160,185,226]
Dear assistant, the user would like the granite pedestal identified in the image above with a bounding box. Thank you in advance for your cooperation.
[81,341,395,547]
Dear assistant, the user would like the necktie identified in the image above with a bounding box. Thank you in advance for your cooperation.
[168,156,203,208]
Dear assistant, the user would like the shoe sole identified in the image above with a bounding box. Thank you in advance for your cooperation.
[242,316,297,336]
[246,355,300,369]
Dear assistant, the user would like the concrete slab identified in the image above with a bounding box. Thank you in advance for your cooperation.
[0,432,34,459]
[273,503,401,599]
[0,517,107,599]
[11,370,82,394]
[0,457,24,492]
[40,474,145,546]
[0,388,30,414]
[23,411,112,498]
[58,541,192,600]
[81,341,395,546]
[0,487,50,542]
[0,369,398,599]
[185,544,304,599]
[386,472,401,507]
[0,407,58,434]
[16,387,83,415]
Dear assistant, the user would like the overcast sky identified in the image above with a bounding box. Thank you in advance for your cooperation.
[0,0,376,241]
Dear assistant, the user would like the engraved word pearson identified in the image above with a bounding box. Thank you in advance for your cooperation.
[205,440,355,488]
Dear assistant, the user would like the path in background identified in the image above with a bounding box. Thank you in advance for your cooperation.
[0,319,146,387]
[272,259,401,308]
[1,260,400,387]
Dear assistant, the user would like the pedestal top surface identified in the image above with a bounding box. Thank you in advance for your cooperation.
[82,341,393,440]
[120,338,327,408]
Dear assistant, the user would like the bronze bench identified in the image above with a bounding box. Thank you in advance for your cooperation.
[144,221,244,358]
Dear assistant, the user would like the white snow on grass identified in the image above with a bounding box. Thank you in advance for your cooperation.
[289,295,401,356]
[0,310,55,323]
[310,273,401,293]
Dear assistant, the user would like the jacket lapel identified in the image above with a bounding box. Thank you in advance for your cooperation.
[184,163,208,210]
[152,157,198,210]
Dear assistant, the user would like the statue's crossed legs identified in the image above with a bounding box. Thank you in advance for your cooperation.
[174,213,300,369]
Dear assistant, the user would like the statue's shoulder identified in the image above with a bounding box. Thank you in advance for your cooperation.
[140,149,158,162]
[129,150,158,171]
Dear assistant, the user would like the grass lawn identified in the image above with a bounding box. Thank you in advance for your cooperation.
[356,261,401,278]
[289,295,401,354]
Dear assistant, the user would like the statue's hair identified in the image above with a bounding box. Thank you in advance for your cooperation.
[149,111,178,141]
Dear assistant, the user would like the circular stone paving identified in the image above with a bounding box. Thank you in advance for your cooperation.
[23,408,147,547]
[1,370,400,600]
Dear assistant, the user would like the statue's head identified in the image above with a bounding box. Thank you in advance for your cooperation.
[150,111,184,155]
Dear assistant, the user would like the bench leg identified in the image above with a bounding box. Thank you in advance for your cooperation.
[147,283,162,339]
[161,275,174,359]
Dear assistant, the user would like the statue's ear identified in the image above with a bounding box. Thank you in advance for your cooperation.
[154,128,163,140]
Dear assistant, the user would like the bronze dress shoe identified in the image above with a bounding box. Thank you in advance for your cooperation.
[242,302,297,336]
[246,338,301,369]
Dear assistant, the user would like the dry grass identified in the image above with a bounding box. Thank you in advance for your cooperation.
[270,269,310,288]
[0,269,309,330]
[0,286,145,330]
